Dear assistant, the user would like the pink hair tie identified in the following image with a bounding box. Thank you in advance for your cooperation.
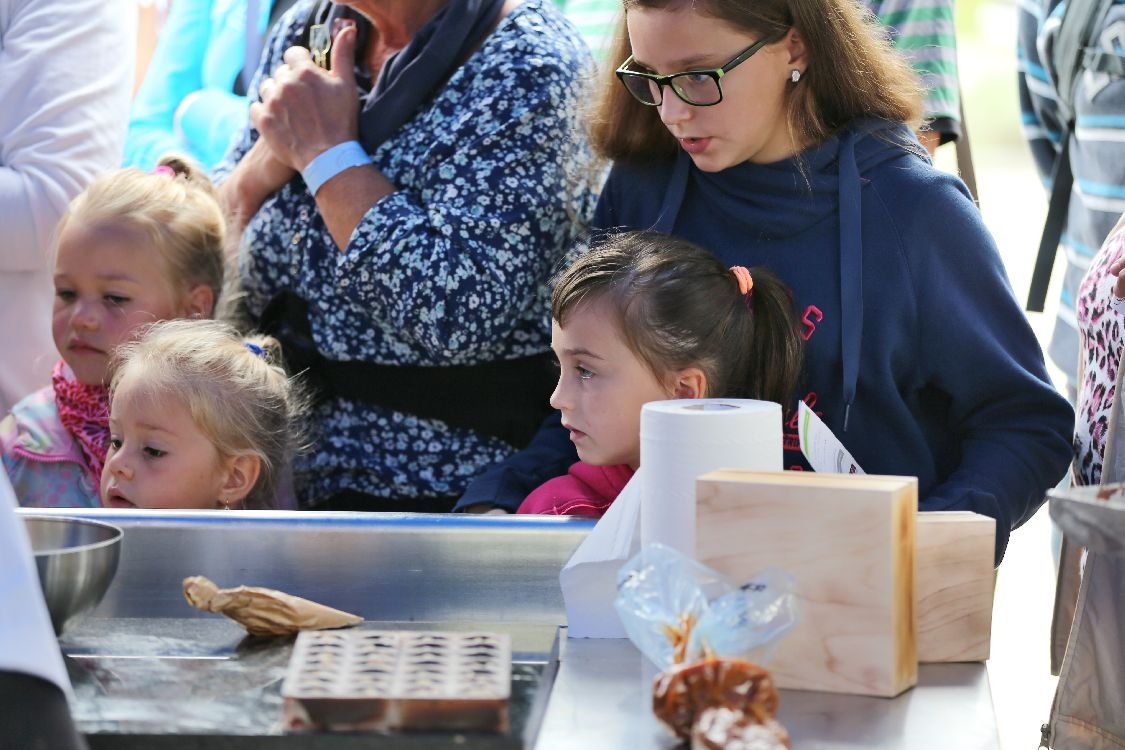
[151,165,176,177]
[730,265,754,296]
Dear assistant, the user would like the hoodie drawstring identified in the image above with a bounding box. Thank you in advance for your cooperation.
[838,130,863,432]
[653,151,691,234]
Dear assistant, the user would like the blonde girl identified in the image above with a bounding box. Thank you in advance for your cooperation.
[102,319,304,511]
[0,155,225,507]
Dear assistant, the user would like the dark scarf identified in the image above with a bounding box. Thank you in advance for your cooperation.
[344,0,506,150]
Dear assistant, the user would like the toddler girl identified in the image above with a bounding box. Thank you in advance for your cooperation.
[0,156,225,507]
[519,230,804,517]
[102,319,304,510]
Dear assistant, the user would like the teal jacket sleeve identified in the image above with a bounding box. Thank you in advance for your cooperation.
[124,0,251,170]
[174,88,250,169]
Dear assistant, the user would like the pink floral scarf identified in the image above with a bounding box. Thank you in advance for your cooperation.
[53,361,110,480]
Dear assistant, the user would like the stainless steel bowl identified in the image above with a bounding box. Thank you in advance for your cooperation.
[23,515,123,635]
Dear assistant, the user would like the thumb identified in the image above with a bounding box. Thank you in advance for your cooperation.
[330,23,357,82]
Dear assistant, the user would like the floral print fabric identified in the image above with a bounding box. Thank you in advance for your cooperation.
[215,0,596,505]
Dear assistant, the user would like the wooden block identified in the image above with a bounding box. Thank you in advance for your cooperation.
[915,511,995,663]
[696,470,918,698]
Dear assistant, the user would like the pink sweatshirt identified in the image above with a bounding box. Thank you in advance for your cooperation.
[518,461,634,518]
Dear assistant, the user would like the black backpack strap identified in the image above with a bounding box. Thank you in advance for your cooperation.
[1028,136,1073,311]
[1027,0,1117,311]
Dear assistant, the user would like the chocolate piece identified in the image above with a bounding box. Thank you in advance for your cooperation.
[281,630,511,733]
[182,575,362,636]
[652,657,780,740]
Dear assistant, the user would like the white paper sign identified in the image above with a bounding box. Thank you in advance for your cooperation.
[559,473,643,638]
[798,401,865,475]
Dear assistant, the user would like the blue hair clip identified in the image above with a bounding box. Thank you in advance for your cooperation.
[244,342,265,357]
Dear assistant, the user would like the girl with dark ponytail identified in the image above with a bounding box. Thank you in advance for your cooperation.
[518,230,803,517]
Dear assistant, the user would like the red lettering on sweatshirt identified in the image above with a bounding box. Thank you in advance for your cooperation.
[801,305,823,341]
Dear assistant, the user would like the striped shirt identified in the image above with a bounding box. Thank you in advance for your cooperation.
[1018,0,1125,391]
[866,0,962,140]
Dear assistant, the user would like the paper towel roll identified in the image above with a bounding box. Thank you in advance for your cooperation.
[640,399,782,557]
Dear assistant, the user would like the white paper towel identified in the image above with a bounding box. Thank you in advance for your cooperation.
[561,398,782,638]
[640,399,783,557]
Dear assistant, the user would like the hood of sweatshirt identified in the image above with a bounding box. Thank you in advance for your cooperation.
[655,118,925,430]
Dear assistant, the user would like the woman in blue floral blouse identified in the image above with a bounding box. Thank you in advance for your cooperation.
[216,0,596,511]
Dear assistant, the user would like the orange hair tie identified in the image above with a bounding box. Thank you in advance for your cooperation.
[730,266,754,296]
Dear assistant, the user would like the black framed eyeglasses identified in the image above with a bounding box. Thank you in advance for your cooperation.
[615,35,782,107]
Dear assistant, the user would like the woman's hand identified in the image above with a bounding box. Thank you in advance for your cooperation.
[241,138,296,194]
[249,22,394,251]
[251,23,362,171]
[218,138,296,243]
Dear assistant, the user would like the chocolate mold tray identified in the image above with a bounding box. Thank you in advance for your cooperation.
[282,630,512,733]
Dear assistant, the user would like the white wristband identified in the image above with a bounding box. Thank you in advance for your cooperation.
[301,140,372,196]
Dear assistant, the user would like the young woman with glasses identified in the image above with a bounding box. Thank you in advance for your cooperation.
[459,0,1074,566]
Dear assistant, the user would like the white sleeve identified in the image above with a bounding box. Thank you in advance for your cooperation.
[0,469,71,695]
[0,0,135,272]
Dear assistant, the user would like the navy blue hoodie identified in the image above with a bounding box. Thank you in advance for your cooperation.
[459,119,1074,564]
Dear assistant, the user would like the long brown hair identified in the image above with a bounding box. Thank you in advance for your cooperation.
[552,231,804,407]
[589,0,924,162]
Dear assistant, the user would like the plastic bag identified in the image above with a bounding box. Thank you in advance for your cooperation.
[614,543,799,669]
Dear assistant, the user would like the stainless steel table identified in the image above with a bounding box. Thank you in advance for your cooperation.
[22,509,1001,748]
[536,636,999,750]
